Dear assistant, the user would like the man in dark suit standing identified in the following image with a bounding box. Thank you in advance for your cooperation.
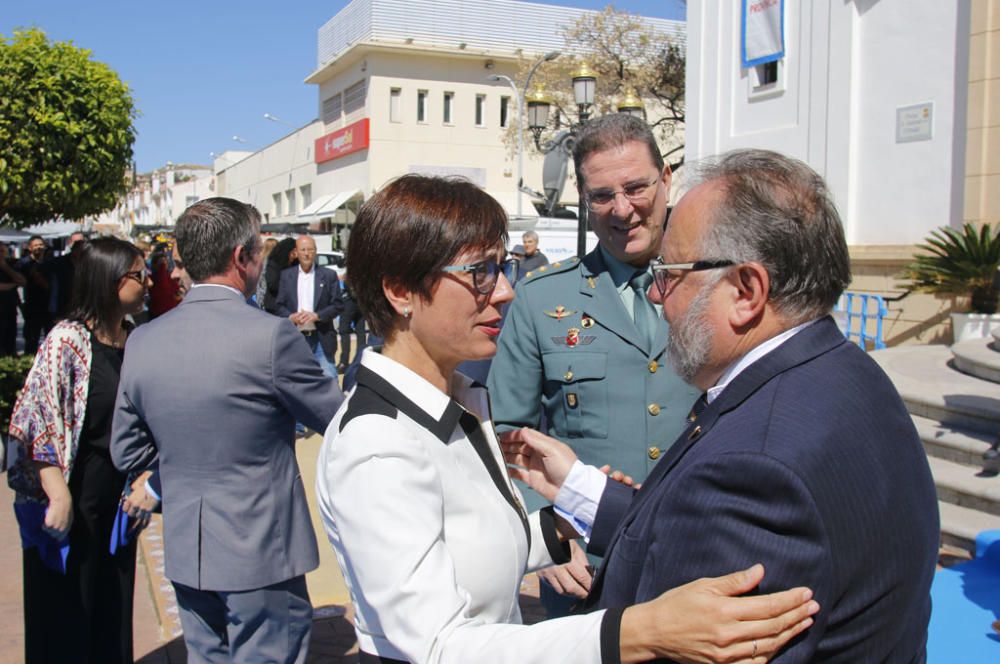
[504,149,939,662]
[276,235,343,378]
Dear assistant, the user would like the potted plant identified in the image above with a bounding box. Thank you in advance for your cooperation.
[901,223,1000,342]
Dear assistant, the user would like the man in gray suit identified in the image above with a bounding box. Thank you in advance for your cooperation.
[111,197,344,663]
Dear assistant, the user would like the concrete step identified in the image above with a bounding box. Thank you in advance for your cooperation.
[912,415,995,469]
[938,500,1000,553]
[992,327,1000,345]
[870,345,1000,434]
[952,338,1000,384]
[929,455,1000,517]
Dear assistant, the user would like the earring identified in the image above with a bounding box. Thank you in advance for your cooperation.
[402,306,411,318]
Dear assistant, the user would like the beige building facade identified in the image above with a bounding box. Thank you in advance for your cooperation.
[966,0,1000,227]
[212,0,684,248]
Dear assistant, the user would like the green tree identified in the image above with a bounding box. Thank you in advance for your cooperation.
[0,28,137,227]
[516,7,686,168]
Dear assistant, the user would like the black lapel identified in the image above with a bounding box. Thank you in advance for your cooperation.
[355,365,462,442]
[459,412,531,543]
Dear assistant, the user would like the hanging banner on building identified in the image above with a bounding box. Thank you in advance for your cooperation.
[315,118,370,164]
[741,0,784,68]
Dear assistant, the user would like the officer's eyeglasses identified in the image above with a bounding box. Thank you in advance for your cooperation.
[584,175,662,213]
[441,257,518,295]
[651,258,735,298]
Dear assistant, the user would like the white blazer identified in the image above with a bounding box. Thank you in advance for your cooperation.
[315,350,613,664]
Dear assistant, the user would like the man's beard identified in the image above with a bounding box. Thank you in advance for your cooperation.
[666,280,716,385]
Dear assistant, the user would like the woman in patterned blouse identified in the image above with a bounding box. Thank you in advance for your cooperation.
[8,237,155,664]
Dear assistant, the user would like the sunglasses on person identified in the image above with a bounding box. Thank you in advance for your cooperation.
[441,256,519,295]
[650,258,735,298]
[120,269,148,285]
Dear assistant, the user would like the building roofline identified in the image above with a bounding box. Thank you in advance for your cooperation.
[304,40,524,86]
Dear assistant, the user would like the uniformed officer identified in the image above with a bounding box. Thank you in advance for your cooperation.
[488,114,700,616]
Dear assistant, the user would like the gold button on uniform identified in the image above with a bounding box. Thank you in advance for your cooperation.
[648,446,661,460]
[564,370,574,381]
[647,403,661,416]
[648,360,658,373]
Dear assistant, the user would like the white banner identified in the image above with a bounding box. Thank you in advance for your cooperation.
[742,0,784,68]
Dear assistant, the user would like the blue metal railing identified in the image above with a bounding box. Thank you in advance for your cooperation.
[833,292,888,351]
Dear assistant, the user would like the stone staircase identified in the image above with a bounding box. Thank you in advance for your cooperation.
[870,333,1000,553]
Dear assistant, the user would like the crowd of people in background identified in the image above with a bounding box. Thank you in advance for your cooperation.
[3,115,939,664]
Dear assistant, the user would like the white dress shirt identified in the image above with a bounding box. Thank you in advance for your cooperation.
[315,349,610,664]
[555,319,820,537]
[296,265,315,312]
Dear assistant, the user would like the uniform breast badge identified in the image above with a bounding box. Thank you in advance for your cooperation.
[551,326,596,347]
[586,277,597,289]
[543,305,577,321]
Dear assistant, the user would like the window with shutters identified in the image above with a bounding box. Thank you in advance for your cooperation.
[344,79,367,120]
[322,93,343,126]
[500,96,510,128]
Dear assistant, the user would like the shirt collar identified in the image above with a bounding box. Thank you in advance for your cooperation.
[598,245,647,289]
[706,318,820,404]
[298,265,315,277]
[359,348,483,423]
[189,283,244,297]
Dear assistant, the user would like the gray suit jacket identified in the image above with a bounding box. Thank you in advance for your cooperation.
[111,285,344,591]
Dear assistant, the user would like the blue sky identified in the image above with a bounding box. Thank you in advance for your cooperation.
[2,1,685,172]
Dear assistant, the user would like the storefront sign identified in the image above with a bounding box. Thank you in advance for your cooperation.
[315,118,370,164]
[741,0,784,68]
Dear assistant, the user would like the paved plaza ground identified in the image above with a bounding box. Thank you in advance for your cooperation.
[0,431,546,663]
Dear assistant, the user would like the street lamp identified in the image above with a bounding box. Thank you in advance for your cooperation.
[487,74,524,216]
[264,112,294,127]
[525,88,553,157]
[486,50,560,218]
[264,113,300,190]
[616,88,645,119]
[571,63,597,122]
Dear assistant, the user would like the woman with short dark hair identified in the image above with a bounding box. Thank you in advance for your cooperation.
[315,175,815,664]
[9,237,154,663]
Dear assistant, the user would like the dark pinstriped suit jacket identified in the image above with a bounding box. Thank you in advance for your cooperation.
[586,317,939,662]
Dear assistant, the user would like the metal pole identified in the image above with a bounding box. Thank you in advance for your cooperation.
[488,75,524,217]
[577,197,588,258]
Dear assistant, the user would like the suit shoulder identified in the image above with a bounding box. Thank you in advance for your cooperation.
[518,256,580,287]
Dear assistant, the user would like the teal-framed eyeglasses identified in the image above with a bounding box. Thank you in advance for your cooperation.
[441,257,518,295]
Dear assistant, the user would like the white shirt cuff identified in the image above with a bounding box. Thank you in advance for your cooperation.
[553,460,607,540]
[144,478,160,502]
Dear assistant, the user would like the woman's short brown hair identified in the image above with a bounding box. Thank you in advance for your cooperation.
[347,175,508,338]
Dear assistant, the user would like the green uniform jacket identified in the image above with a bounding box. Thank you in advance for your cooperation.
[488,249,700,513]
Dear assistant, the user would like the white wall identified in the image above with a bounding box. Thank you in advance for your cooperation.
[217,122,323,220]
[687,0,971,245]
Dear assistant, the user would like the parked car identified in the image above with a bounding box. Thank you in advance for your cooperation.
[316,251,346,278]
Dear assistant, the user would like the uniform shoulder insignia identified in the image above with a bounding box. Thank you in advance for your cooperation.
[521,257,579,285]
